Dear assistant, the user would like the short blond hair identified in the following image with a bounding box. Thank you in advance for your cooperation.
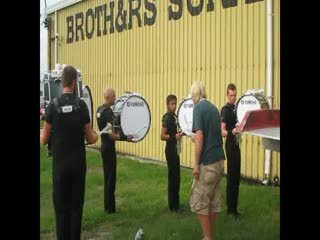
[190,81,207,103]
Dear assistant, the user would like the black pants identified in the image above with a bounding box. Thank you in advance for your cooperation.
[165,147,180,211]
[52,161,86,240]
[101,149,117,213]
[47,139,52,156]
[225,138,241,213]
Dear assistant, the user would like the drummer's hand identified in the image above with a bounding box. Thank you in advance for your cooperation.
[92,129,99,138]
[189,133,195,143]
[192,164,200,180]
[176,132,183,140]
[232,127,240,135]
[126,135,134,142]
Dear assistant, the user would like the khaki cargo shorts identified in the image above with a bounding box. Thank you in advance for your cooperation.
[189,160,224,215]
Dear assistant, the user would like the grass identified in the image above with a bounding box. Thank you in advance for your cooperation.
[40,119,44,128]
[40,145,279,240]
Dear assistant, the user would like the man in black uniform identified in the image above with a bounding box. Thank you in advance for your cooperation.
[96,88,133,214]
[221,83,241,218]
[40,66,98,240]
[161,94,183,212]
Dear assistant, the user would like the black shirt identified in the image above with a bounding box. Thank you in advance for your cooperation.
[96,104,115,151]
[162,111,178,150]
[221,103,237,141]
[45,93,90,163]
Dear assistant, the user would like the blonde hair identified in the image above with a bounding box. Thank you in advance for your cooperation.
[190,81,207,103]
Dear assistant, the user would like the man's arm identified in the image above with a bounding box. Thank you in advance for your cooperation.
[221,122,228,138]
[161,114,172,141]
[161,127,183,141]
[78,99,97,144]
[193,130,203,180]
[221,107,239,137]
[160,114,183,141]
[192,105,203,180]
[161,127,171,141]
[40,122,52,145]
[108,128,133,142]
[84,123,98,144]
[221,107,229,138]
[108,128,122,141]
[40,103,53,145]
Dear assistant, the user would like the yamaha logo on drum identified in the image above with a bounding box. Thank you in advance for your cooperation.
[183,103,194,108]
[241,100,257,105]
[127,101,144,107]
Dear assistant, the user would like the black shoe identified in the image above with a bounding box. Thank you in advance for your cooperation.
[233,212,241,219]
[169,208,179,212]
[47,150,52,157]
[227,210,241,219]
[231,212,241,219]
[105,209,116,214]
[227,210,235,215]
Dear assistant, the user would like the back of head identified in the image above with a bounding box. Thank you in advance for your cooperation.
[103,88,116,106]
[62,66,78,87]
[104,88,115,98]
[190,81,207,103]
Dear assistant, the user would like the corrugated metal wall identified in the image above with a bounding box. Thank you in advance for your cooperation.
[49,0,280,182]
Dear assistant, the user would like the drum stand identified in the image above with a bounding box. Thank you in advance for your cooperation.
[261,154,280,186]
[261,178,270,185]
[262,150,271,185]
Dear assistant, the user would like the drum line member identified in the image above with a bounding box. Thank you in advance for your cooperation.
[96,88,133,214]
[189,81,225,240]
[161,94,183,212]
[190,81,225,240]
[40,66,98,240]
[221,83,241,218]
[46,70,71,157]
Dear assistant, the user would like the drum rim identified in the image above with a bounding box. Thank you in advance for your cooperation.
[119,94,151,142]
[235,93,270,123]
[177,97,193,134]
[82,85,93,129]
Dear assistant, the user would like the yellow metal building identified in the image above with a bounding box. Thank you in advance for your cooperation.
[46,0,280,182]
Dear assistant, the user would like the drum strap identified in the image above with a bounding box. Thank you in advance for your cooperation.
[97,105,108,115]
[222,104,235,113]
[53,96,80,114]
[96,105,127,140]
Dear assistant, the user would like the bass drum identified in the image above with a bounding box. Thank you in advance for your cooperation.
[82,85,93,128]
[177,97,194,136]
[112,93,151,142]
[43,78,82,105]
[236,92,270,125]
